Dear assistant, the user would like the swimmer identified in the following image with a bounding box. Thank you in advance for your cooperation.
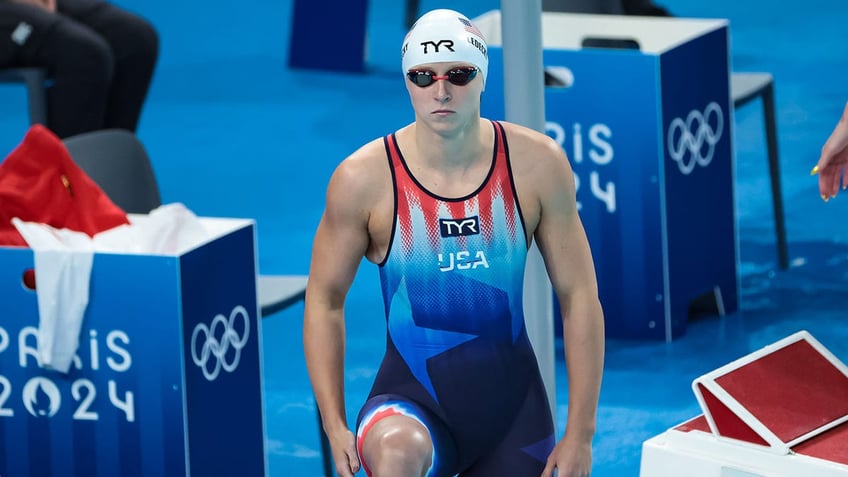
[303,9,605,477]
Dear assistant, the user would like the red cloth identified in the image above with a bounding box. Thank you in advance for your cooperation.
[0,125,130,247]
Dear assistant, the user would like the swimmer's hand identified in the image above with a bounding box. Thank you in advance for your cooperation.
[328,427,360,477]
[541,433,592,477]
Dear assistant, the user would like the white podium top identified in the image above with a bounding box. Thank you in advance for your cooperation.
[474,10,727,55]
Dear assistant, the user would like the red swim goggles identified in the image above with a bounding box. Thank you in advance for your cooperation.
[406,67,479,87]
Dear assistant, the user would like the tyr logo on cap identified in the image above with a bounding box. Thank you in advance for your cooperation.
[420,39,455,54]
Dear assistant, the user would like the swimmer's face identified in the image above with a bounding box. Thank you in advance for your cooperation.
[406,62,483,129]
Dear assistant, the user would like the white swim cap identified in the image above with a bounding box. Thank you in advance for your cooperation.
[401,9,488,85]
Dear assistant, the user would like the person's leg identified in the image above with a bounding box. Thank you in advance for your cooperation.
[58,0,158,132]
[357,395,458,477]
[0,1,113,138]
[459,380,556,477]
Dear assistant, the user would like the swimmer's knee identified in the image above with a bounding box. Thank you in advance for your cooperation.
[361,415,433,477]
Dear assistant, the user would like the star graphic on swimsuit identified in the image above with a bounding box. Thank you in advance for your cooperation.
[521,432,556,463]
[387,277,478,403]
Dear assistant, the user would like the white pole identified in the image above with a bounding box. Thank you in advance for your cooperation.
[499,0,557,420]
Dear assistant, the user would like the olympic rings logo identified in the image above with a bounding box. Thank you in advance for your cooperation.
[191,305,250,381]
[667,102,724,175]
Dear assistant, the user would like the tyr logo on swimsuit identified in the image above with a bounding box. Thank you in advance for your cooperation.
[439,216,479,237]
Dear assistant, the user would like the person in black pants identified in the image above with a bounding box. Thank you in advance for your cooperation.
[0,0,158,138]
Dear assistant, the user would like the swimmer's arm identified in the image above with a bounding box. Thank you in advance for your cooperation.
[303,158,373,476]
[532,137,604,476]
